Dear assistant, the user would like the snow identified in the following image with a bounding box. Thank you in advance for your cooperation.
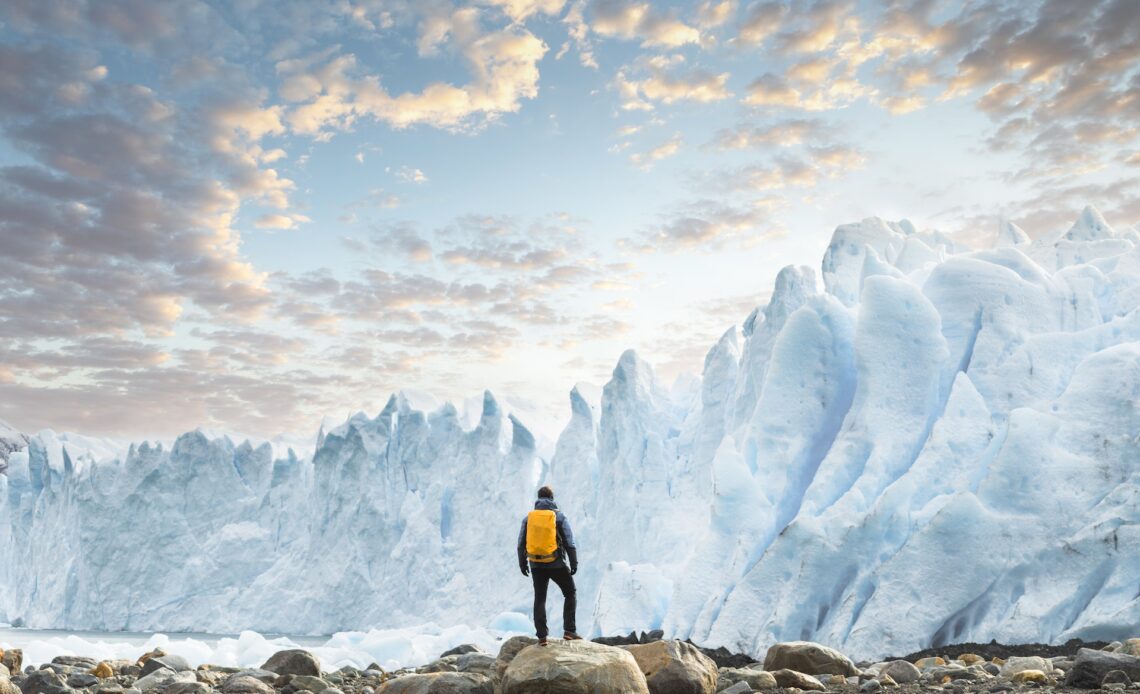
[2,206,1138,662]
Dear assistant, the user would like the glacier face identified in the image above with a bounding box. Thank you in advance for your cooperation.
[2,206,1139,659]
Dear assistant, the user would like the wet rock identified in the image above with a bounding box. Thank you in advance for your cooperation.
[762,643,857,677]
[376,672,492,693]
[261,652,320,679]
[501,640,649,694]
[622,640,717,694]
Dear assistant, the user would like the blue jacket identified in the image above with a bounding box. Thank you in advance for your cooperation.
[517,497,577,570]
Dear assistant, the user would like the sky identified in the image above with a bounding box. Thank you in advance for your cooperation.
[1,0,1138,442]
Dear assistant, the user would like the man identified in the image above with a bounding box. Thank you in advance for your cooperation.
[518,485,580,645]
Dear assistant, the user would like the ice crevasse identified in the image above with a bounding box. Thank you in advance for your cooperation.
[1,206,1138,660]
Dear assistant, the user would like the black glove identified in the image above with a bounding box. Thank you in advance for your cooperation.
[570,564,577,576]
[567,547,578,576]
[520,563,529,577]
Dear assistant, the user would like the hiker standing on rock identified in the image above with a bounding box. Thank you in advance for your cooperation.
[518,485,581,645]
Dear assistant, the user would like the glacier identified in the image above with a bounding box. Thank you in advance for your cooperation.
[2,206,1139,661]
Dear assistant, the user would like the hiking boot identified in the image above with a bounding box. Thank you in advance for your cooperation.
[538,637,549,646]
[563,632,583,641]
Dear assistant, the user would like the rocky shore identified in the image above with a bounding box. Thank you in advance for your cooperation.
[3,636,1140,694]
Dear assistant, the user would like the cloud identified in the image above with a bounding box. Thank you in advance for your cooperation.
[711,118,826,149]
[482,0,567,22]
[697,0,737,29]
[614,56,732,109]
[254,213,310,229]
[589,0,701,47]
[630,199,781,252]
[390,165,429,183]
[629,134,683,169]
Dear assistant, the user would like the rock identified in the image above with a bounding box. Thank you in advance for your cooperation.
[501,640,649,694]
[136,651,166,668]
[881,661,920,685]
[1010,670,1049,684]
[291,676,331,692]
[134,670,196,694]
[18,670,69,694]
[999,656,1051,677]
[719,683,752,694]
[261,651,321,678]
[163,684,209,694]
[318,688,345,694]
[221,676,274,694]
[2,653,21,675]
[227,671,276,685]
[768,670,825,691]
[880,674,897,687]
[1065,649,1140,689]
[0,679,20,694]
[440,645,483,659]
[860,680,881,693]
[1104,671,1134,686]
[622,640,717,694]
[53,659,98,671]
[762,643,857,677]
[0,667,7,679]
[982,664,999,676]
[716,668,776,691]
[140,657,193,679]
[90,664,114,680]
[376,672,492,693]
[66,674,98,689]
[416,657,458,675]
[495,637,538,680]
[455,655,494,677]
[958,655,983,666]
[1123,640,1140,657]
[914,658,945,670]
[1108,643,1126,652]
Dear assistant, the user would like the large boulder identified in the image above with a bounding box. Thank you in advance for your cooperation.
[762,642,857,676]
[377,672,492,693]
[0,677,21,694]
[717,668,777,691]
[501,640,649,694]
[261,651,321,678]
[1065,649,1140,689]
[1,652,21,675]
[133,668,197,694]
[495,637,538,680]
[622,641,717,694]
[220,675,274,694]
[52,658,98,670]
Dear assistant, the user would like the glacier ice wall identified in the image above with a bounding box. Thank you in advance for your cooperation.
[2,206,1139,659]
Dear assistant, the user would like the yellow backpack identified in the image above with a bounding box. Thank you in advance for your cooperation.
[526,509,559,562]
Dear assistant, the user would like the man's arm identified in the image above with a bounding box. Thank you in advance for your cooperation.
[517,517,529,575]
[558,513,578,575]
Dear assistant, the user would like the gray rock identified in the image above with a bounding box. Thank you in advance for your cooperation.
[52,659,98,672]
[768,670,825,691]
[226,672,276,686]
[494,637,538,680]
[440,645,483,659]
[719,683,751,694]
[161,684,208,694]
[65,674,99,689]
[622,641,717,694]
[220,676,273,694]
[94,685,123,694]
[261,652,321,678]
[982,663,1000,676]
[376,672,492,693]
[762,643,857,677]
[882,661,920,685]
[18,670,69,694]
[415,657,458,675]
[860,680,881,693]
[716,669,776,691]
[134,670,196,694]
[1104,670,1134,686]
[456,655,495,676]
[501,640,649,694]
[290,676,330,693]
[1065,648,1140,689]
[318,688,344,694]
[140,657,193,678]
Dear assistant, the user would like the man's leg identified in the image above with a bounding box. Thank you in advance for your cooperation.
[532,567,551,640]
[550,567,577,636]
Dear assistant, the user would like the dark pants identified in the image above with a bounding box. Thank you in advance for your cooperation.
[531,565,576,639]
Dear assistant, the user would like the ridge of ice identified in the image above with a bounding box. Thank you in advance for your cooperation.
[2,206,1138,661]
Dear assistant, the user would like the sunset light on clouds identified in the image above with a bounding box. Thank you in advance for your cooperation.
[1,0,1138,440]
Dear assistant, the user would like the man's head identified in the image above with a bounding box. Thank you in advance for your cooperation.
[538,485,554,499]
